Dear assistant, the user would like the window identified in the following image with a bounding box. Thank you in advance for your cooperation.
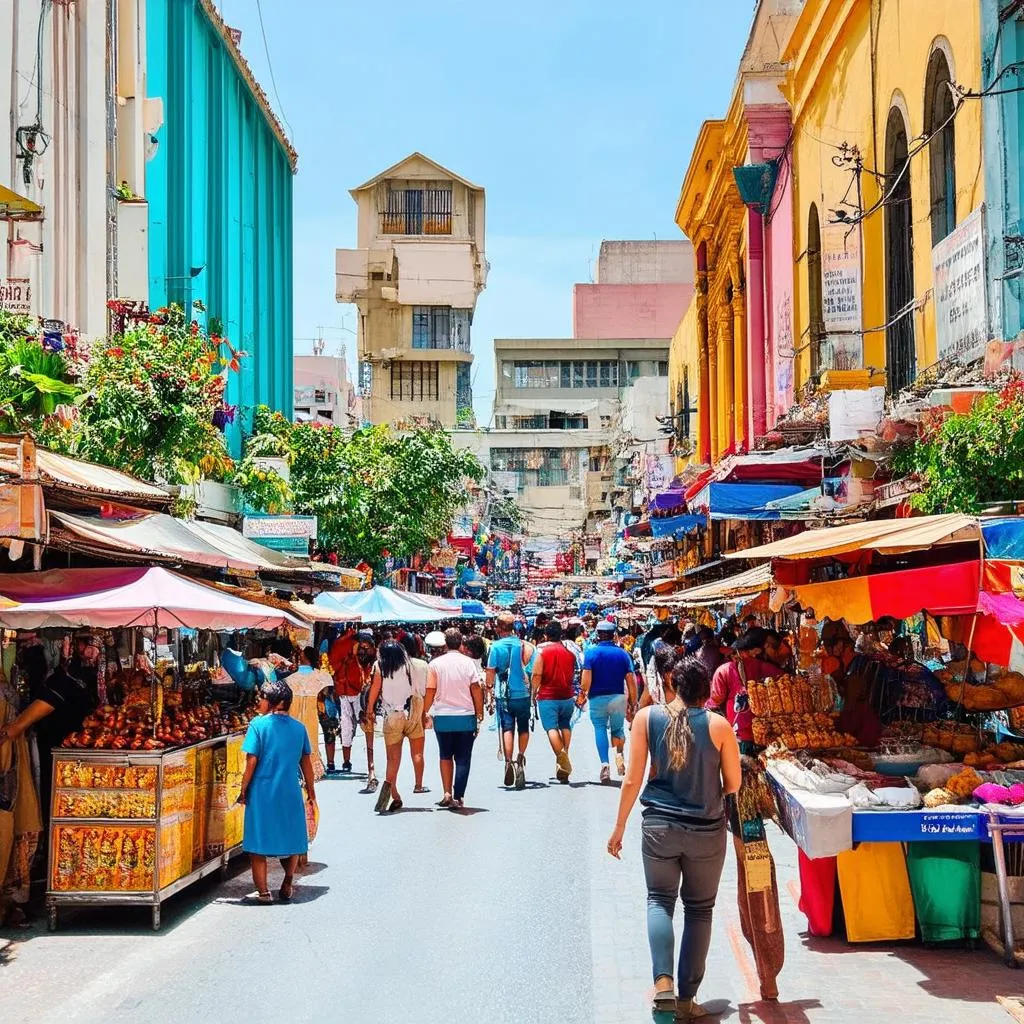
[411,307,472,351]
[390,361,439,402]
[807,204,824,377]
[925,47,956,246]
[380,181,452,235]
[549,411,588,429]
[509,359,619,388]
[510,415,548,429]
[884,106,917,393]
[456,362,473,417]
[490,448,571,487]
[658,361,669,377]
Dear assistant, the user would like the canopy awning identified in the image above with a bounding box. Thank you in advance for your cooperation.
[0,566,304,630]
[690,482,805,521]
[650,490,686,511]
[781,560,982,624]
[0,184,43,219]
[714,446,829,484]
[315,586,460,624]
[650,513,705,537]
[983,518,1024,560]
[725,513,980,560]
[641,564,771,608]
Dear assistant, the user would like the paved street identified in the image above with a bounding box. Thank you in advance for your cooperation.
[0,724,1017,1024]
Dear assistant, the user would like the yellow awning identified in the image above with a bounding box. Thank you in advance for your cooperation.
[723,513,980,562]
[639,563,772,609]
[0,184,43,219]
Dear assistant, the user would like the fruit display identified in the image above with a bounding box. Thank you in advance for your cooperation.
[939,668,1024,712]
[752,712,858,750]
[922,767,985,807]
[62,703,254,751]
[963,741,1024,769]
[51,824,156,892]
[55,762,157,791]
[53,789,157,820]
[747,673,835,717]
[921,721,984,756]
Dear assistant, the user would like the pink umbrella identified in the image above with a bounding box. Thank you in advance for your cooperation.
[0,566,305,631]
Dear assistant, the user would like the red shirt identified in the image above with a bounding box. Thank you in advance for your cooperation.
[535,642,577,701]
[329,632,366,698]
[706,656,776,743]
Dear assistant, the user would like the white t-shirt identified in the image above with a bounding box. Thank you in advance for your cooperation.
[407,656,428,698]
[428,650,481,716]
[381,660,416,715]
[285,666,334,698]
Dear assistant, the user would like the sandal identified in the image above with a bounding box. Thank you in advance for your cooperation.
[279,877,294,903]
[413,786,430,794]
[389,798,403,812]
[437,794,453,807]
[374,780,393,813]
[243,890,273,905]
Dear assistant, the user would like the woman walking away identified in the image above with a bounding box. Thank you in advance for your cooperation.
[639,643,679,709]
[607,658,740,1021]
[423,628,484,809]
[399,633,430,794]
[239,680,317,904]
[365,640,425,813]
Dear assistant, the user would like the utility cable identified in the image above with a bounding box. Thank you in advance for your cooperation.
[254,0,294,141]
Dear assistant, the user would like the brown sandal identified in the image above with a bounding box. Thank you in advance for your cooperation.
[279,876,294,903]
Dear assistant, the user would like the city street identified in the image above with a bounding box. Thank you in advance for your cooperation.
[0,727,1016,1024]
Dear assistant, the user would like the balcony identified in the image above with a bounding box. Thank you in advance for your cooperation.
[380,185,452,236]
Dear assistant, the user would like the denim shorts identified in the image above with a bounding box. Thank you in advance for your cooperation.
[497,697,532,735]
[538,698,575,732]
[588,693,627,740]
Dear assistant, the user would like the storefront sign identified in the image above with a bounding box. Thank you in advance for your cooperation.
[0,277,32,314]
[242,514,317,556]
[822,228,862,333]
[933,206,988,365]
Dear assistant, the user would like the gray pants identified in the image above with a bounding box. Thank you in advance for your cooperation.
[641,818,727,998]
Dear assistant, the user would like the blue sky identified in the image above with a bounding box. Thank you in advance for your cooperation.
[218,0,758,423]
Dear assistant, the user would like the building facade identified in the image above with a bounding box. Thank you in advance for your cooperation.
[335,153,486,429]
[671,0,799,466]
[293,352,358,427]
[146,0,297,454]
[0,0,147,340]
[784,0,984,395]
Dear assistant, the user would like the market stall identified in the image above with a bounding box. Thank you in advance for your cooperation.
[726,514,1024,962]
[0,566,306,931]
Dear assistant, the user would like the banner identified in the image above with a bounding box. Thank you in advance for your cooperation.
[822,227,862,369]
[933,206,988,365]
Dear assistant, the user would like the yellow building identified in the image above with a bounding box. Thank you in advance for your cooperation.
[784,0,984,393]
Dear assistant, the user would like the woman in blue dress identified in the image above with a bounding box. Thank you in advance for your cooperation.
[239,679,317,903]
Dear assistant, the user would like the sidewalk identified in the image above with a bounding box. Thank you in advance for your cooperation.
[588,811,1014,1023]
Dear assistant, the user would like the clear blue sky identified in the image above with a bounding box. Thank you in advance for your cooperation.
[219,0,758,423]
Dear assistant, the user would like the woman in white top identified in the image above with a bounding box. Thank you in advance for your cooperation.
[399,633,430,796]
[422,628,484,809]
[366,640,426,814]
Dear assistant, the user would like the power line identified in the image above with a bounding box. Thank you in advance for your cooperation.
[254,0,294,141]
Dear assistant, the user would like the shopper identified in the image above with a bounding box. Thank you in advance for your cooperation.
[607,658,741,1020]
[532,620,578,783]
[639,643,679,709]
[706,628,776,755]
[693,626,724,679]
[328,627,378,783]
[398,633,431,794]
[239,679,317,904]
[316,682,341,774]
[485,612,535,789]
[577,620,637,783]
[365,640,425,813]
[423,628,484,809]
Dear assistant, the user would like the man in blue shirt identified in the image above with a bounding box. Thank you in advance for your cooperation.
[485,612,535,789]
[577,620,637,783]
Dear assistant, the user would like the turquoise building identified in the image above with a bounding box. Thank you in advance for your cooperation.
[146,0,297,453]
[982,0,1024,368]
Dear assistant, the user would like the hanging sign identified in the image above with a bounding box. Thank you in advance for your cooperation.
[822,227,863,369]
[933,206,988,365]
[0,278,32,315]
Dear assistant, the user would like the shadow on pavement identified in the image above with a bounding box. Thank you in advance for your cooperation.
[734,998,821,1023]
[449,806,489,816]
[568,780,622,789]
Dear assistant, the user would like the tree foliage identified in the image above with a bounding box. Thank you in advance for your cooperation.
[894,377,1024,514]
[238,407,485,566]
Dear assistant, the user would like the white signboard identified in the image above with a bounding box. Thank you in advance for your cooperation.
[828,387,885,442]
[933,207,988,365]
[822,228,862,333]
[0,278,32,315]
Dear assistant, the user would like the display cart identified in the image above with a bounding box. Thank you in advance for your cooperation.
[46,732,246,931]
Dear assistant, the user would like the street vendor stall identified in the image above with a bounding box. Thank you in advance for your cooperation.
[0,566,306,931]
[726,513,1024,962]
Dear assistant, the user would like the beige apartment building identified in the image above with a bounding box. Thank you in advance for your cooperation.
[335,153,487,427]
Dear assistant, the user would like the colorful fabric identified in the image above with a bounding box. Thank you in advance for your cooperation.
[905,841,981,943]
[836,842,915,942]
[797,850,836,937]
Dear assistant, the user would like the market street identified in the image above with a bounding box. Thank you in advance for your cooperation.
[0,731,1014,1024]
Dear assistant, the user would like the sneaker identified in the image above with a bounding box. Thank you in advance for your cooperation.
[555,749,572,779]
[326,762,336,773]
[374,780,392,813]
[675,998,709,1021]
[514,757,527,791]
[341,762,352,773]
[451,797,464,809]
[615,751,626,777]
[599,764,611,784]
[503,760,515,787]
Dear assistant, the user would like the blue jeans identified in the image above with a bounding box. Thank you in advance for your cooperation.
[588,693,626,764]
[538,698,575,732]
[642,818,727,996]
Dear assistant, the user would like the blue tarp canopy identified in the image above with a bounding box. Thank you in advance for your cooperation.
[651,490,686,511]
[983,518,1024,560]
[460,600,490,619]
[764,487,821,513]
[650,513,705,538]
[692,482,805,521]
[315,586,459,624]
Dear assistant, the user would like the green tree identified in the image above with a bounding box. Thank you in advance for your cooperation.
[895,377,1024,514]
[237,409,485,566]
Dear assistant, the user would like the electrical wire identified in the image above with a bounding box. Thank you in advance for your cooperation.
[254,0,294,141]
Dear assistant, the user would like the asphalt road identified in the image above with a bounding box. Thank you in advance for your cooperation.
[0,718,1016,1024]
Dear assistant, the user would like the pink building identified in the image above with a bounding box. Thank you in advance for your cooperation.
[573,240,694,340]
[293,352,359,426]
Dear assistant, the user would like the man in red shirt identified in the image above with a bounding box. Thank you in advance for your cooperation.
[328,628,378,786]
[531,620,579,783]
[706,627,776,754]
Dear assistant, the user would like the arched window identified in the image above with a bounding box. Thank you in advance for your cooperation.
[884,105,917,393]
[807,204,823,377]
[925,47,956,246]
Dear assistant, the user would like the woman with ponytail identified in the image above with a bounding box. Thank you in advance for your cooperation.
[607,658,741,1021]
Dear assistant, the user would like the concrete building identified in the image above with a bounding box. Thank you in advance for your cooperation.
[335,153,486,428]
[454,337,669,538]
[573,240,694,340]
[147,0,298,453]
[293,351,358,426]
[0,0,147,340]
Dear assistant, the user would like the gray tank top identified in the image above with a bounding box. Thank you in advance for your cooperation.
[640,705,724,826]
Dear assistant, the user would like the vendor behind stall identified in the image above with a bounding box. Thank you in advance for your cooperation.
[706,628,777,754]
[822,620,883,748]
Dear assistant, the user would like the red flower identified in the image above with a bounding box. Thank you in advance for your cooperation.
[105,346,124,357]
